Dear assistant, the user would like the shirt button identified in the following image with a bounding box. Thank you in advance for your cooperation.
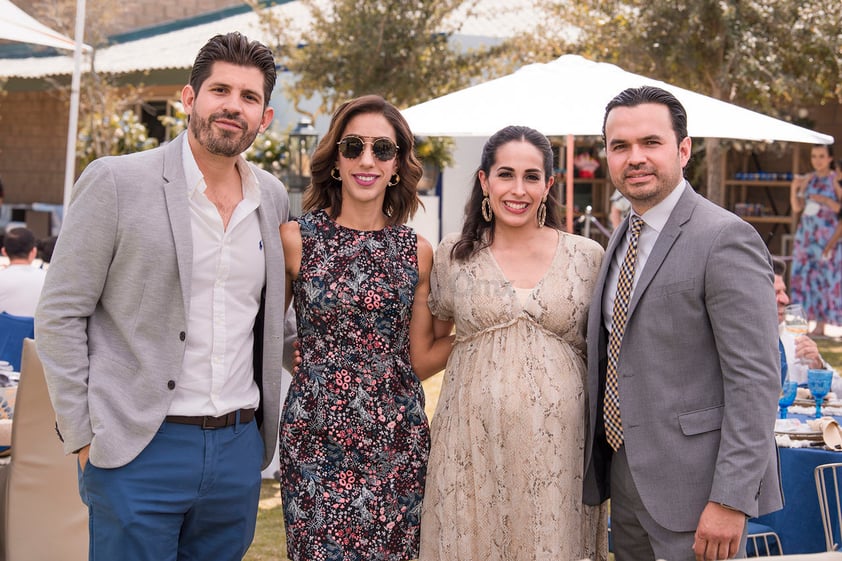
[179,331,186,341]
[167,380,176,390]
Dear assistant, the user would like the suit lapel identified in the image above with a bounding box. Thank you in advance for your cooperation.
[627,183,696,318]
[161,133,193,317]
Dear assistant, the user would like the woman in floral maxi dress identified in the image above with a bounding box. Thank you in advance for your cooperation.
[279,95,452,561]
[790,144,842,336]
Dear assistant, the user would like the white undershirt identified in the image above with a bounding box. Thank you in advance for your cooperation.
[603,180,685,334]
[168,134,265,416]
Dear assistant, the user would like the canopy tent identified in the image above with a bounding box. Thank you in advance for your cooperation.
[402,55,834,231]
[0,0,90,220]
[0,0,85,51]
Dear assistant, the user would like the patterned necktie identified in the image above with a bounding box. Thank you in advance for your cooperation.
[605,215,644,451]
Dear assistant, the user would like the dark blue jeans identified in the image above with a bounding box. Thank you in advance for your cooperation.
[78,418,263,561]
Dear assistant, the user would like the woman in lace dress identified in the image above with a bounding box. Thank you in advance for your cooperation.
[419,126,608,561]
[279,95,452,561]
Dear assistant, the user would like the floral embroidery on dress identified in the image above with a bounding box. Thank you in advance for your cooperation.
[280,209,429,561]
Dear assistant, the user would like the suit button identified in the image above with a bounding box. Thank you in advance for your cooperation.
[167,380,175,390]
[179,331,186,341]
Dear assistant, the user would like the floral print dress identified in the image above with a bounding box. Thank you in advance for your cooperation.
[280,209,430,561]
[791,171,842,326]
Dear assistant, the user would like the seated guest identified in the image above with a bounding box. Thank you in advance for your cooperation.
[37,235,57,269]
[774,257,840,391]
[0,227,47,316]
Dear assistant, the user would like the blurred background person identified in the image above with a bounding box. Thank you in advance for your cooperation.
[0,227,46,316]
[790,143,842,337]
[773,257,840,391]
[609,188,631,229]
[36,235,58,269]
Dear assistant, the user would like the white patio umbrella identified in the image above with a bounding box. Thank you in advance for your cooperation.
[402,55,834,230]
[0,0,90,220]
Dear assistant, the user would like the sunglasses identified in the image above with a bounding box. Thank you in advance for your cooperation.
[337,136,399,161]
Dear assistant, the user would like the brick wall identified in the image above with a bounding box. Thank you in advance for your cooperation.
[0,91,70,204]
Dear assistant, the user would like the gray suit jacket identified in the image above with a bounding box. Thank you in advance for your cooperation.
[35,133,290,469]
[583,183,783,531]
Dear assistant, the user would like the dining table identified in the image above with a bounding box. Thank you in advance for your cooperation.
[751,407,842,554]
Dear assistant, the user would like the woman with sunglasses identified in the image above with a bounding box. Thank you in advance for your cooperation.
[418,126,607,561]
[278,95,453,561]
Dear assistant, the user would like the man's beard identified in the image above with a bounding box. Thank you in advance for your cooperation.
[190,111,259,157]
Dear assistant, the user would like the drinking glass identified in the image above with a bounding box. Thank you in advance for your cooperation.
[784,304,809,336]
[784,304,809,383]
[778,379,798,419]
[807,369,834,419]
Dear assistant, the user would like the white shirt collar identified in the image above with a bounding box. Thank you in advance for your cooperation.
[181,133,261,203]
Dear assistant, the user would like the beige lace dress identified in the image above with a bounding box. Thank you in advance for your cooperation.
[419,231,608,561]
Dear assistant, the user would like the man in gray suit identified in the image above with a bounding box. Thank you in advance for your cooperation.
[583,86,782,561]
[36,32,291,561]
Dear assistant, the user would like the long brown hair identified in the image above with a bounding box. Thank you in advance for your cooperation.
[302,95,423,226]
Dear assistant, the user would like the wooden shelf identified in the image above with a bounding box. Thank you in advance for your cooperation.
[725,180,791,188]
[740,216,794,224]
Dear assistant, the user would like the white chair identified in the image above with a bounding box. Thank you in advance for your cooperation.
[815,462,842,552]
[747,520,784,556]
[0,339,88,561]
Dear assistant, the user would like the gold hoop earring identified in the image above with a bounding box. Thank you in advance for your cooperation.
[481,195,493,222]
[330,167,341,181]
[537,200,547,228]
[388,173,400,187]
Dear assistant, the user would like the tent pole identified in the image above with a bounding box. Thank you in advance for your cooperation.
[565,134,574,233]
[62,0,86,222]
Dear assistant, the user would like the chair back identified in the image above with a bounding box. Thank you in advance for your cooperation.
[815,462,842,552]
[3,339,87,561]
[0,314,34,372]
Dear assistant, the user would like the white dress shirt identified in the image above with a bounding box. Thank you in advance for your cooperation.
[603,180,686,334]
[168,134,265,416]
[0,264,46,316]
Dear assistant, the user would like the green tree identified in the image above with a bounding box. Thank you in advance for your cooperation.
[521,0,842,205]
[249,0,515,172]
[252,0,506,117]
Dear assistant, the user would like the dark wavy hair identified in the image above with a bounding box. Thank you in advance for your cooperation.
[189,32,277,108]
[451,125,561,261]
[303,95,423,226]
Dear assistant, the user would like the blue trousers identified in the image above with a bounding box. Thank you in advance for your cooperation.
[78,418,263,561]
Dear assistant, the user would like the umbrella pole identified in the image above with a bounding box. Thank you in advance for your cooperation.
[62,0,86,221]
[565,135,574,233]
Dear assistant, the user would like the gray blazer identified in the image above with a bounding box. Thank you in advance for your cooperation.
[583,183,783,531]
[35,133,290,469]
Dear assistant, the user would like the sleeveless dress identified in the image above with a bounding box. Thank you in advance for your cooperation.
[419,231,608,561]
[791,171,842,326]
[280,209,430,561]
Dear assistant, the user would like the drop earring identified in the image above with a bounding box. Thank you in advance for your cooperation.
[481,194,493,222]
[537,198,547,228]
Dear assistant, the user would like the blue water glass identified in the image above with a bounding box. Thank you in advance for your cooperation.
[778,380,798,419]
[808,369,834,419]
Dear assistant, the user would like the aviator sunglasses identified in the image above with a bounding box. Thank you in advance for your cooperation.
[337,136,399,161]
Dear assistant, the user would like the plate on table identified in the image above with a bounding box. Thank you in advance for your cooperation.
[774,419,824,441]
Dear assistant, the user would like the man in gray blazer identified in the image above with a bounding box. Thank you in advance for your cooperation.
[583,86,782,561]
[36,32,291,561]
